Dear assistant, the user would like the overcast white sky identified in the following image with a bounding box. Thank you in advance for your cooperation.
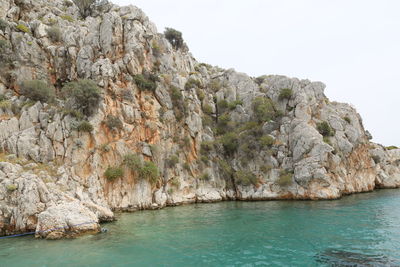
[114,0,400,146]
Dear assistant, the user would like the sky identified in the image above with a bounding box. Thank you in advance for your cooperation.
[114,0,400,146]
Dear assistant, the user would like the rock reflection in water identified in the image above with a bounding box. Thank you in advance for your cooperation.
[315,249,400,266]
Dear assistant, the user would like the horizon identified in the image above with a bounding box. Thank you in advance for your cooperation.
[114,0,400,147]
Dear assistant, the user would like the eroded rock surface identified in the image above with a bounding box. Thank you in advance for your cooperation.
[0,0,399,239]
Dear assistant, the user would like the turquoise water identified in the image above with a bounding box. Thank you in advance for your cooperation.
[1,190,400,266]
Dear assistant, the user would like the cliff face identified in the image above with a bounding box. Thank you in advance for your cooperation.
[0,0,399,239]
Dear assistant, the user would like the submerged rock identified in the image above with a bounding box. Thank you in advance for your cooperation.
[315,249,400,267]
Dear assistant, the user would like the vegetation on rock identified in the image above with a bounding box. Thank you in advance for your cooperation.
[234,171,257,186]
[164,28,184,49]
[133,74,157,92]
[62,79,102,116]
[279,88,293,100]
[76,120,94,132]
[104,166,124,181]
[46,26,62,42]
[104,115,123,130]
[317,121,335,137]
[20,80,55,103]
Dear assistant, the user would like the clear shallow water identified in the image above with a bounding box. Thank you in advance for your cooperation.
[1,190,400,266]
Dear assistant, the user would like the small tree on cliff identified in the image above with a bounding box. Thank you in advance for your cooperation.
[62,79,102,117]
[164,28,184,50]
[72,0,108,18]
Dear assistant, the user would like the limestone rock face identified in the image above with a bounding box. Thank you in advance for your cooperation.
[0,0,399,239]
[35,202,100,239]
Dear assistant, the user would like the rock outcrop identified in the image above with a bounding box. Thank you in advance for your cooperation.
[0,0,399,238]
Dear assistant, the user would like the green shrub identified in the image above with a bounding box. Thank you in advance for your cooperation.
[278,170,293,187]
[199,172,211,181]
[234,170,257,186]
[200,141,214,155]
[170,177,180,188]
[46,26,62,42]
[200,155,209,164]
[0,19,8,32]
[386,146,399,150]
[196,88,205,101]
[217,99,229,113]
[123,153,142,171]
[317,121,335,137]
[255,75,267,85]
[16,24,30,33]
[63,109,84,120]
[76,120,93,132]
[121,89,134,102]
[164,27,184,49]
[323,136,332,146]
[20,80,54,103]
[253,97,276,123]
[203,104,213,115]
[133,74,157,92]
[228,100,243,110]
[100,144,111,152]
[60,14,74,22]
[344,116,351,124]
[183,162,191,171]
[0,40,13,65]
[72,0,97,18]
[279,88,293,100]
[104,166,124,181]
[209,80,222,92]
[62,79,102,116]
[0,100,11,110]
[185,78,201,90]
[6,184,18,192]
[105,115,123,130]
[202,115,213,128]
[170,86,186,121]
[220,132,239,155]
[218,159,233,179]
[151,40,162,57]
[260,165,273,173]
[170,86,182,102]
[167,155,179,168]
[139,161,159,184]
[216,113,232,135]
[260,135,274,147]
[63,0,73,7]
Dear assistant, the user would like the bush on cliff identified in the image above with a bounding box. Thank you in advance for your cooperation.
[76,120,93,132]
[164,28,184,49]
[140,161,159,185]
[123,153,142,171]
[46,26,62,42]
[0,19,8,32]
[221,132,239,155]
[104,115,123,130]
[133,74,157,92]
[279,88,293,100]
[185,78,201,90]
[72,0,103,18]
[234,170,257,186]
[253,97,277,123]
[104,166,124,181]
[20,80,55,103]
[278,170,293,187]
[62,79,102,116]
[317,121,335,137]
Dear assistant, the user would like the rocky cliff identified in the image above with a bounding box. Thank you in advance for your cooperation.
[0,0,399,239]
